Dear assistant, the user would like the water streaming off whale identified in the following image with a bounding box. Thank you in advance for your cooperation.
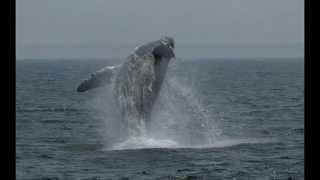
[88,57,223,150]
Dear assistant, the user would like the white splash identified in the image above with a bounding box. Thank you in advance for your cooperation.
[110,136,179,150]
[107,137,276,151]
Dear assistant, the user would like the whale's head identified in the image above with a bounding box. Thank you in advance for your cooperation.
[161,36,175,50]
[77,37,175,93]
[152,36,175,60]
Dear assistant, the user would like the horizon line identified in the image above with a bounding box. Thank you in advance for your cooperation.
[16,56,304,61]
[17,42,304,48]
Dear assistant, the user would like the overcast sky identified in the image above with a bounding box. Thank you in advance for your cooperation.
[16,0,304,59]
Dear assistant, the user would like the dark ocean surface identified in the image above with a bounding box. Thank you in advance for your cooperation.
[16,58,304,180]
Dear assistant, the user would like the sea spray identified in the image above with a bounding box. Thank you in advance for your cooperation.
[149,76,223,146]
[88,60,224,149]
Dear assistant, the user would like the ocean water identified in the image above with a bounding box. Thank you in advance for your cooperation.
[16,58,304,180]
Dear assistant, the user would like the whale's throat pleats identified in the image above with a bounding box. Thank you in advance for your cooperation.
[112,54,171,137]
[153,58,170,95]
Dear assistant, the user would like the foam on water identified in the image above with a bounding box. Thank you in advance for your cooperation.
[108,137,276,151]
[110,136,179,150]
[183,138,277,149]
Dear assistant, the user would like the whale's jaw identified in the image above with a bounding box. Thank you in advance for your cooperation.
[152,58,171,96]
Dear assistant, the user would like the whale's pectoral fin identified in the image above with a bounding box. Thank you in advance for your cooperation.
[77,64,121,92]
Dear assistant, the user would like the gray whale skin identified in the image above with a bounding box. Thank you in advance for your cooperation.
[77,37,175,136]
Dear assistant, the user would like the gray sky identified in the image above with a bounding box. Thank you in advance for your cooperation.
[16,0,304,59]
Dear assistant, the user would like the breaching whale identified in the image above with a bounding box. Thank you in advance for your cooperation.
[77,37,175,136]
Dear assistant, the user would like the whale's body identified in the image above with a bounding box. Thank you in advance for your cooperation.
[77,37,175,136]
